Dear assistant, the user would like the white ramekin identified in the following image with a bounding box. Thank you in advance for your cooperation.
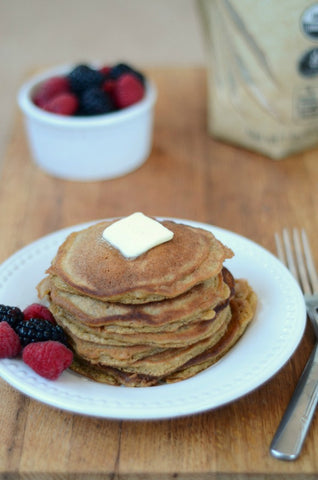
[18,64,157,181]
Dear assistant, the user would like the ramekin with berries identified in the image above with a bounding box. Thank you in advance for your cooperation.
[18,62,157,181]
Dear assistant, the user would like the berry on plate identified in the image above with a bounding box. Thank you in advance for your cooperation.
[0,322,22,358]
[23,341,73,380]
[15,318,68,347]
[0,304,24,330]
[23,303,56,324]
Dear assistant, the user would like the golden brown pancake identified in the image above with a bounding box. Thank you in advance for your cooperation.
[39,270,230,329]
[37,218,257,387]
[46,220,233,303]
[59,307,231,372]
[166,279,257,383]
[68,280,256,386]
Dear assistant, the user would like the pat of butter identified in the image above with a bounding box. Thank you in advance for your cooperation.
[102,212,174,258]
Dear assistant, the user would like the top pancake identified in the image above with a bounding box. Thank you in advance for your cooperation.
[47,220,234,303]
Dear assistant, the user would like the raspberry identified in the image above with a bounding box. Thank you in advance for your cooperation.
[80,87,113,115]
[68,64,104,93]
[15,318,68,347]
[99,65,111,77]
[23,303,56,324]
[102,78,116,95]
[42,92,78,116]
[23,341,73,380]
[0,304,24,330]
[113,73,145,109]
[109,63,145,85]
[0,322,21,358]
[33,76,70,107]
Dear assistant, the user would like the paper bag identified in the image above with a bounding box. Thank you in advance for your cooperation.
[198,0,318,158]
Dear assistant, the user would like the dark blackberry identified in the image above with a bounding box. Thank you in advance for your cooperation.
[0,304,24,330]
[109,63,145,85]
[68,64,104,94]
[15,318,68,347]
[79,87,113,116]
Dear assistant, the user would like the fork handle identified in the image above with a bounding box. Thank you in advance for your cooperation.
[306,299,318,337]
[270,343,318,460]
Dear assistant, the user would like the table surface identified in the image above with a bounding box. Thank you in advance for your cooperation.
[0,67,317,479]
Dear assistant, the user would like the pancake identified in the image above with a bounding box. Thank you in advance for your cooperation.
[69,280,256,386]
[51,298,230,349]
[46,220,233,303]
[39,269,231,330]
[166,279,257,382]
[59,307,232,372]
[37,217,257,387]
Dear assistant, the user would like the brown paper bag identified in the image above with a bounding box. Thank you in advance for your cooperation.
[198,0,318,158]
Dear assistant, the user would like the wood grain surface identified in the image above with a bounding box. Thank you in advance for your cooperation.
[0,67,317,479]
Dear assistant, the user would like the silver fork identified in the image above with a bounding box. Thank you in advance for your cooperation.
[270,228,318,461]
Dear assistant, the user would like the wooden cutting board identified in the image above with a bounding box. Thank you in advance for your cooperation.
[0,67,317,479]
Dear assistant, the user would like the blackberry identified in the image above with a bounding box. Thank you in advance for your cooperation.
[80,87,113,115]
[109,63,145,85]
[0,304,24,330]
[68,64,104,94]
[15,318,68,347]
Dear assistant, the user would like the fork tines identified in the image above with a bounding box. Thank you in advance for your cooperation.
[275,229,318,296]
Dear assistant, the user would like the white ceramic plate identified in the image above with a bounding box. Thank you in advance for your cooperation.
[0,219,306,420]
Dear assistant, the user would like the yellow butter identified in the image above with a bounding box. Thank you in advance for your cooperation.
[102,212,174,258]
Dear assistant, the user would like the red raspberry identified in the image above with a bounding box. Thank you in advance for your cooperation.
[113,73,145,109]
[42,92,78,116]
[102,78,116,95]
[23,341,73,380]
[0,322,22,358]
[23,303,56,324]
[99,65,111,76]
[33,76,70,107]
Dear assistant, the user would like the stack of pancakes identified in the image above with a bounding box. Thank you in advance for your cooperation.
[37,219,257,387]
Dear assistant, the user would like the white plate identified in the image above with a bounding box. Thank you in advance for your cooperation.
[0,219,306,420]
